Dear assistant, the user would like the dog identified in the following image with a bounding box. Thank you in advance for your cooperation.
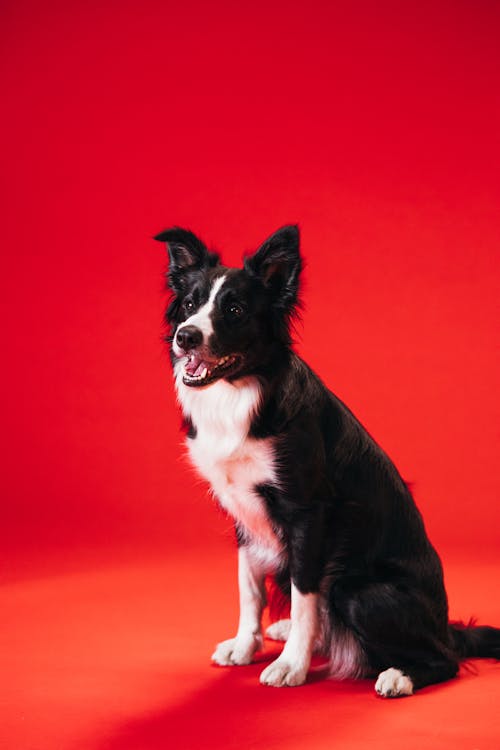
[155,224,500,695]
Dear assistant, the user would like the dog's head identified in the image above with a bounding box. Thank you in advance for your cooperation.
[155,226,302,388]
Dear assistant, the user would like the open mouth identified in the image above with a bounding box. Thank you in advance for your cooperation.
[182,352,243,387]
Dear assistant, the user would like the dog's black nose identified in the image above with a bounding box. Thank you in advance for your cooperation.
[176,325,203,351]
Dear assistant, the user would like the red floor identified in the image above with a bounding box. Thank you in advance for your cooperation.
[2,549,499,750]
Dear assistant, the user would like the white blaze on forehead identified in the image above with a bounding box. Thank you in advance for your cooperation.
[173,274,226,356]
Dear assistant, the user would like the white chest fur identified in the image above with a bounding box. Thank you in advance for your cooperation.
[175,365,283,560]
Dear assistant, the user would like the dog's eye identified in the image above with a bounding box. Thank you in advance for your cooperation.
[184,299,195,314]
[225,303,244,321]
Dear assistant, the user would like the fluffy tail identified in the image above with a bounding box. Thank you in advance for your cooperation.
[449,622,500,659]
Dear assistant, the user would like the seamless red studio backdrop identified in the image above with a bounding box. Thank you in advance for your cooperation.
[1,0,499,577]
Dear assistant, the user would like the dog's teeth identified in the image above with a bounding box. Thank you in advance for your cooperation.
[201,367,208,379]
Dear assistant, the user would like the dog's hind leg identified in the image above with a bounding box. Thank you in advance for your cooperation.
[375,659,459,697]
[331,578,458,695]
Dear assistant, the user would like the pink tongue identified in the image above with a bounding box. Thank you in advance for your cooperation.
[185,355,207,376]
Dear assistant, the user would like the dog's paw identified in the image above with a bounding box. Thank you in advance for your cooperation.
[265,619,291,642]
[375,668,414,698]
[259,656,308,687]
[211,634,262,666]
[265,619,325,653]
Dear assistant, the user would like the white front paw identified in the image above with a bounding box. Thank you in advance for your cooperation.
[211,634,262,666]
[259,656,308,687]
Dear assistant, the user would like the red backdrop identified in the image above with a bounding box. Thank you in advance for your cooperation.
[1,2,499,748]
[2,0,498,574]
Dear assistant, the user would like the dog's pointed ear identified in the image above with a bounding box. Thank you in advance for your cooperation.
[154,227,209,270]
[154,227,219,292]
[245,225,302,309]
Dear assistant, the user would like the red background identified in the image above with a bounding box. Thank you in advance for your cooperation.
[1,1,499,748]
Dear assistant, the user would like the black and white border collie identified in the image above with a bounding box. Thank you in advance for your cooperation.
[155,225,500,696]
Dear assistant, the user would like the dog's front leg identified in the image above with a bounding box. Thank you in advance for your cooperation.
[260,516,321,687]
[260,582,319,686]
[211,545,266,666]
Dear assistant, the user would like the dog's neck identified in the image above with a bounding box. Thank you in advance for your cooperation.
[174,360,263,450]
